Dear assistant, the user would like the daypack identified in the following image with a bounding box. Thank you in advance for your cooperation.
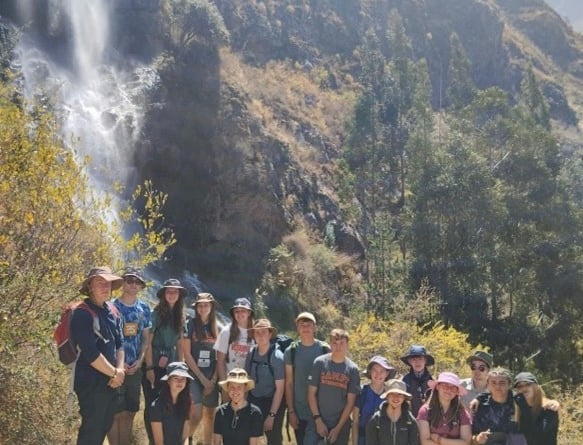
[54,301,119,366]
[289,338,330,369]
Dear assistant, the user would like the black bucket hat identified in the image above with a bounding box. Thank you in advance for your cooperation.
[156,278,187,299]
[122,266,146,285]
[229,297,254,317]
[400,344,435,367]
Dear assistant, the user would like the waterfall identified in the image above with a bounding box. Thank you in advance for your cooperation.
[14,0,159,191]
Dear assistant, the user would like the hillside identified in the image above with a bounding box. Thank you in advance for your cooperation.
[1,0,583,297]
[546,0,583,32]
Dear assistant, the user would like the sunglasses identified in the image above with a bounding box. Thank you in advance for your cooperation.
[124,277,143,285]
[471,364,487,372]
[228,370,248,378]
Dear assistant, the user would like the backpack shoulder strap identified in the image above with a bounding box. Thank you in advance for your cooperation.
[76,302,105,342]
[318,339,331,353]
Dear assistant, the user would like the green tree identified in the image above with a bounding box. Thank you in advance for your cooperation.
[446,32,476,110]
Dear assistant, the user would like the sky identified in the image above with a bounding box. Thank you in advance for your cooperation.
[545,0,583,32]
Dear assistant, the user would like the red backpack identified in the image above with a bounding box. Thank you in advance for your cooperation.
[53,301,119,366]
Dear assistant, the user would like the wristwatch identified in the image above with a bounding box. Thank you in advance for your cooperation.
[313,414,321,420]
[268,412,276,417]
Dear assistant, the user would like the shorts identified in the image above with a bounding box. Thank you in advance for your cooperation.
[190,378,219,407]
[114,368,142,413]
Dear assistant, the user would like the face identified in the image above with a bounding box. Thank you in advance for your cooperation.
[369,363,390,385]
[89,276,112,303]
[388,393,406,409]
[122,276,144,296]
[408,355,427,373]
[330,336,348,354]
[437,382,459,401]
[296,319,316,337]
[487,376,510,399]
[228,382,246,402]
[168,375,187,393]
[471,360,489,381]
[196,301,212,320]
[515,382,535,400]
[164,287,181,307]
[253,327,271,346]
[233,308,251,326]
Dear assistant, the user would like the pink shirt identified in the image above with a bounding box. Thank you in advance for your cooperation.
[417,403,472,438]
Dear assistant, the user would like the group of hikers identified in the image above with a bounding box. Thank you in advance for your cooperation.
[69,266,560,445]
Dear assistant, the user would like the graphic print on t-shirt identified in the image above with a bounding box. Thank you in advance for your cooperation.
[320,370,350,389]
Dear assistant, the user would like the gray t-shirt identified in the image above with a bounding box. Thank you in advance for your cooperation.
[283,340,329,420]
[460,377,487,408]
[307,353,361,427]
[245,345,284,398]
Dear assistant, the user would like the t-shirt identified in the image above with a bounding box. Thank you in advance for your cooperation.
[283,339,329,420]
[417,403,471,438]
[356,384,385,434]
[307,353,361,427]
[113,298,152,365]
[213,402,263,445]
[213,323,253,371]
[151,311,185,366]
[245,345,284,398]
[459,378,487,408]
[149,397,187,445]
[186,319,217,380]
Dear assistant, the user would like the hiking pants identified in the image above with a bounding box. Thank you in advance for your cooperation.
[248,394,286,445]
[75,379,117,445]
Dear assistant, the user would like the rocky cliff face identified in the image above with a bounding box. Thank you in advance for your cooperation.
[2,0,582,297]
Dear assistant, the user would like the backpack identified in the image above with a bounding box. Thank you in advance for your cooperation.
[288,338,330,369]
[54,301,119,366]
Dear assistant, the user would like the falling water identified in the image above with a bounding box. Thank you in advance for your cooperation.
[14,0,159,190]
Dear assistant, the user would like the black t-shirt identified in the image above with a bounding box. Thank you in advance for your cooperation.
[150,397,187,445]
[214,402,263,445]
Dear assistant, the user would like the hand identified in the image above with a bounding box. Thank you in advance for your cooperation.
[328,425,341,443]
[288,411,299,429]
[125,359,141,375]
[315,418,328,439]
[108,367,126,388]
[469,398,479,412]
[202,378,215,395]
[542,399,560,412]
[430,433,440,444]
[264,416,274,432]
[476,430,490,444]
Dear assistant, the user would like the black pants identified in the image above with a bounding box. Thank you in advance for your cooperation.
[294,418,309,445]
[247,394,286,445]
[141,366,165,444]
[75,379,117,445]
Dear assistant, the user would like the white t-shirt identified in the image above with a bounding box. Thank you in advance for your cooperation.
[213,323,254,371]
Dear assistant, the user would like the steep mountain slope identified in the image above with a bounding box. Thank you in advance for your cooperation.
[2,0,582,298]
[546,0,583,32]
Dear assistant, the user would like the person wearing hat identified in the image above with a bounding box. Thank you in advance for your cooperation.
[182,292,220,445]
[365,379,420,445]
[213,368,264,445]
[513,372,559,445]
[400,345,435,416]
[244,319,285,445]
[214,297,255,403]
[70,266,125,445]
[417,372,472,445]
[306,328,361,445]
[150,362,193,445]
[459,351,493,409]
[108,267,152,445]
[352,355,397,445]
[284,312,330,445]
[143,278,188,444]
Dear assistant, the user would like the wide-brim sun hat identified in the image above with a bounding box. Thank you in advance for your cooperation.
[156,278,187,299]
[364,355,397,381]
[380,379,412,399]
[466,350,493,368]
[191,292,216,307]
[218,368,255,391]
[229,297,254,317]
[160,362,194,381]
[249,318,278,338]
[122,266,146,285]
[428,371,467,396]
[400,344,435,366]
[79,266,123,296]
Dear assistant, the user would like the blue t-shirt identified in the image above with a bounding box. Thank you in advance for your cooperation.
[245,345,284,398]
[356,384,384,430]
[113,298,152,365]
